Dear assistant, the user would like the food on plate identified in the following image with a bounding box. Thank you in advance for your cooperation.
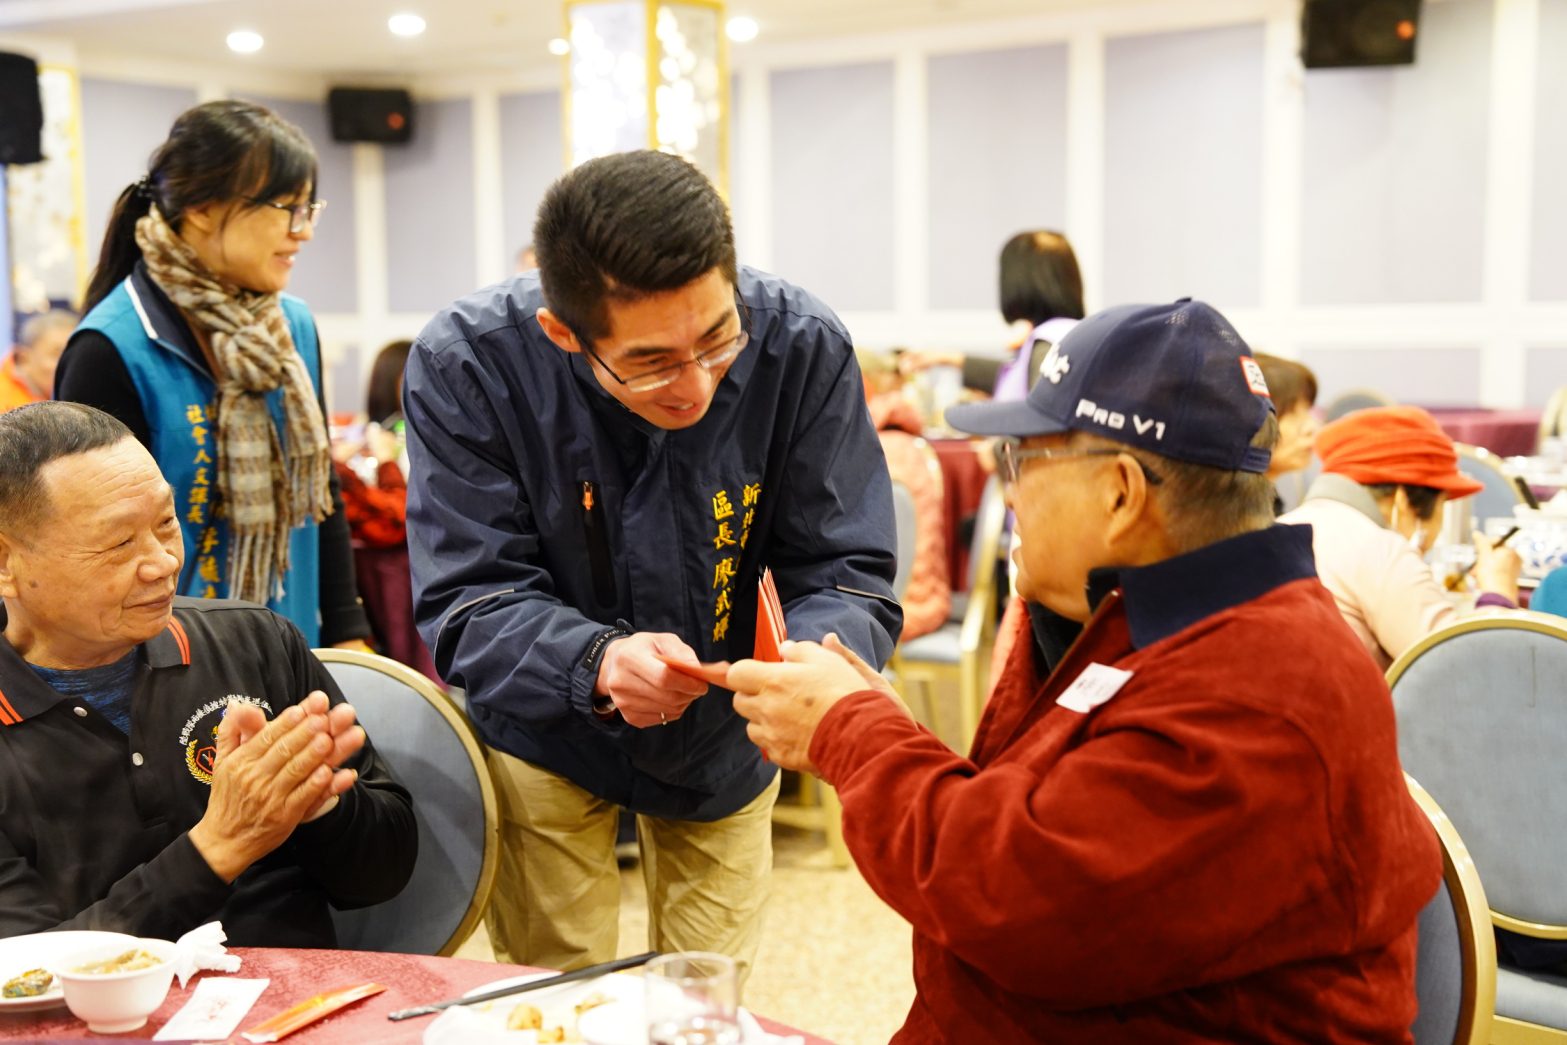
[2,968,54,998]
[574,991,612,1017]
[537,1026,566,1043]
[507,1002,544,1030]
[70,949,165,975]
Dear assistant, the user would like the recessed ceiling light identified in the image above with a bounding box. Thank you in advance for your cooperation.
[548,37,571,56]
[226,29,264,54]
[726,16,758,43]
[388,13,426,37]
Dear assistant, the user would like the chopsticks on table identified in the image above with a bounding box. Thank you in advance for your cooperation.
[387,950,658,1021]
[1444,525,1522,591]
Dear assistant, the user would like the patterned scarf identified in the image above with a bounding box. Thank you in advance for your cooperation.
[135,205,331,605]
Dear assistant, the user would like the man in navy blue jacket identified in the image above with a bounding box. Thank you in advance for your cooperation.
[403,150,901,973]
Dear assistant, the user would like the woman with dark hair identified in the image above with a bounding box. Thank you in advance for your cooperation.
[365,339,412,426]
[901,229,1085,401]
[56,99,370,650]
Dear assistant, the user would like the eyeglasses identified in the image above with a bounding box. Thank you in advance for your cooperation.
[579,297,751,393]
[994,439,1164,487]
[247,197,327,234]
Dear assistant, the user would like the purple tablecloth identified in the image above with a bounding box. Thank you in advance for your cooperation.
[1423,408,1542,458]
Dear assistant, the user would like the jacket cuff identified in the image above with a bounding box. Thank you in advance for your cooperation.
[570,625,632,735]
[809,689,920,788]
[1476,591,1517,609]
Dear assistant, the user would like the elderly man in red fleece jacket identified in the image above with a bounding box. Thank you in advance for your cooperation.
[728,299,1442,1044]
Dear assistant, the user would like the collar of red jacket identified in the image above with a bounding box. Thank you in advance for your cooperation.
[1084,523,1318,650]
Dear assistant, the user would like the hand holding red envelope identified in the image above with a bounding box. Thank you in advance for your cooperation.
[654,568,787,695]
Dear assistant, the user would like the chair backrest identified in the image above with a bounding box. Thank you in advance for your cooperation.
[1323,388,1396,422]
[1388,613,1567,935]
[965,475,1008,595]
[1455,444,1525,529]
[890,478,917,601]
[314,649,499,956]
[1407,776,1498,1045]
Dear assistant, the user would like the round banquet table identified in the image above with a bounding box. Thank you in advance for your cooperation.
[0,947,833,1044]
[1422,407,1543,458]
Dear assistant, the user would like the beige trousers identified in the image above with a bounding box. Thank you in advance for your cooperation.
[484,749,779,979]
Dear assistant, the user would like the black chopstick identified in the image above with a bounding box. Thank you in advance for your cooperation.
[387,950,659,1021]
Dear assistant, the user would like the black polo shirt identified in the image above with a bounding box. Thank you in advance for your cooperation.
[0,598,415,946]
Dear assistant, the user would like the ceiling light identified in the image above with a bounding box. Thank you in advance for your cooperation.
[726,16,758,43]
[548,37,571,56]
[226,30,264,54]
[388,13,426,37]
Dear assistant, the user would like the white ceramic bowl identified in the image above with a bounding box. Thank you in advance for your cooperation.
[52,937,176,1033]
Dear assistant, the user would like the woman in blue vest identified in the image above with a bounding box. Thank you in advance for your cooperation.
[57,100,370,650]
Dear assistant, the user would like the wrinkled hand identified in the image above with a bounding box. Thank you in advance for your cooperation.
[596,632,709,729]
[727,634,903,772]
[1473,529,1523,600]
[188,693,365,882]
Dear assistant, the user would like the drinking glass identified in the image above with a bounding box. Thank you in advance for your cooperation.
[644,952,740,1045]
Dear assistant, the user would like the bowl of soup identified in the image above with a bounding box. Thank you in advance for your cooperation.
[53,938,177,1033]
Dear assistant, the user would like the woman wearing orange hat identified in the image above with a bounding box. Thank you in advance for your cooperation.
[1278,405,1522,670]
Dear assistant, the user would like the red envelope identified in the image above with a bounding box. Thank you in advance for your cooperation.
[655,653,732,687]
[755,567,787,662]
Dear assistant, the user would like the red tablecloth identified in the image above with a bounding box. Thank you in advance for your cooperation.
[0,948,831,1043]
[1423,408,1542,458]
[930,437,989,590]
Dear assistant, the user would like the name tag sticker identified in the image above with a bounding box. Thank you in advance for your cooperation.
[1056,663,1134,713]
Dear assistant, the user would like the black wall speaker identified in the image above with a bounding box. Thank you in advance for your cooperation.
[327,87,413,144]
[1302,0,1421,69]
[0,52,45,165]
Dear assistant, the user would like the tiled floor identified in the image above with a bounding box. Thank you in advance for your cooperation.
[455,824,915,1044]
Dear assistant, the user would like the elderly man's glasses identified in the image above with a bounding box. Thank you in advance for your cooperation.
[995,439,1164,487]
[579,297,750,394]
[247,197,327,234]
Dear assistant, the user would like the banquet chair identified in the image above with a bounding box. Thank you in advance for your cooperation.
[1406,776,1497,1045]
[890,474,1008,749]
[1387,614,1567,1042]
[890,476,918,602]
[1455,443,1527,530]
[315,648,499,956]
[1322,388,1395,422]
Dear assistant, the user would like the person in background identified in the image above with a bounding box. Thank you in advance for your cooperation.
[859,349,950,641]
[1279,405,1522,670]
[55,100,371,652]
[0,309,76,413]
[727,299,1440,1040]
[404,150,900,975]
[899,229,1085,399]
[1253,352,1319,487]
[331,339,440,682]
[0,402,415,945]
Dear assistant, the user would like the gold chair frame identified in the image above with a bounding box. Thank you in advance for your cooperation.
[1388,615,1567,1043]
[315,648,500,956]
[1406,775,1497,1045]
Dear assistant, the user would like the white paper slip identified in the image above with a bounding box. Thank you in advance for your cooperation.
[154,976,270,1041]
[1055,663,1134,713]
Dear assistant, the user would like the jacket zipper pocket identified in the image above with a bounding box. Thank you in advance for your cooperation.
[581,480,618,607]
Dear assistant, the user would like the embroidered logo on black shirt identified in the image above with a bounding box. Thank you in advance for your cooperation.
[178,695,274,785]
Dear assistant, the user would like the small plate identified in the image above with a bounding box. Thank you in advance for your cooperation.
[452,971,642,1036]
[0,930,139,1013]
[577,999,643,1045]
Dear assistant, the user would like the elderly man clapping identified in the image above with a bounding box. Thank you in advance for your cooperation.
[0,401,415,945]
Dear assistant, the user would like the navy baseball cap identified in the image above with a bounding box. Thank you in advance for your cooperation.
[945,298,1275,474]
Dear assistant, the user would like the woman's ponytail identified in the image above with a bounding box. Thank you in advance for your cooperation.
[82,179,154,313]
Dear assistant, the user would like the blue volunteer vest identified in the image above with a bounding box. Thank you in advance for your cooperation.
[76,277,323,645]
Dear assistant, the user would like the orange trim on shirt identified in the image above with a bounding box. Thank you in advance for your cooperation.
[166,617,191,666]
[0,687,20,726]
